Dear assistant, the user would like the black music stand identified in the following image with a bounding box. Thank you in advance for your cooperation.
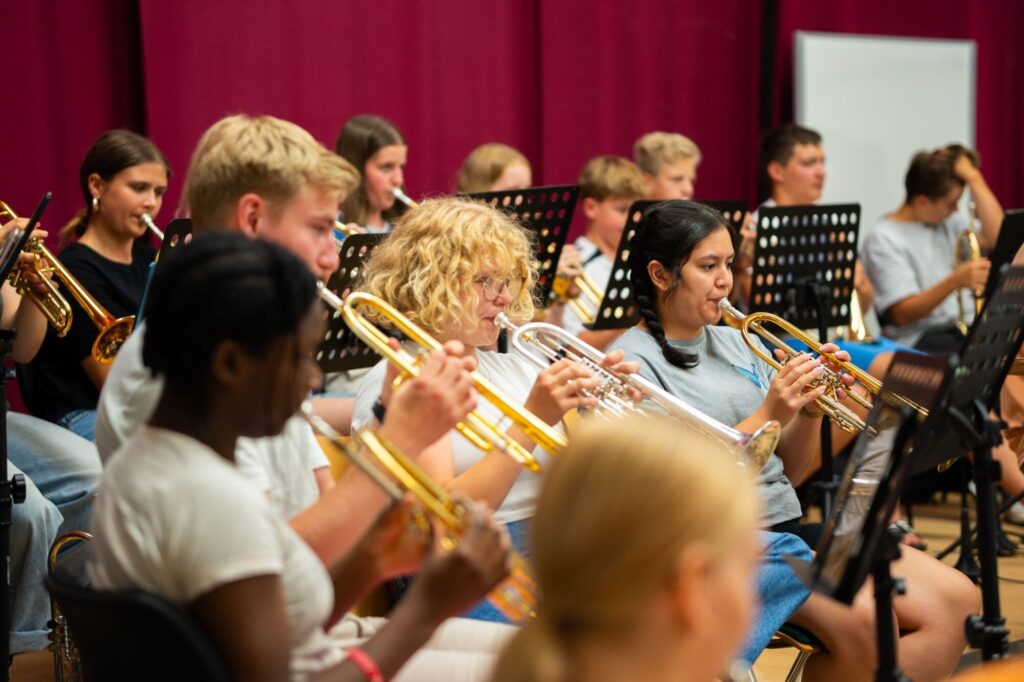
[0,193,51,681]
[751,203,862,517]
[463,186,578,305]
[316,234,387,373]
[136,218,193,321]
[921,264,1024,660]
[980,209,1024,304]
[793,350,951,682]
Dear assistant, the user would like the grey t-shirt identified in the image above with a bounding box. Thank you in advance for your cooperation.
[608,325,803,528]
[862,213,970,346]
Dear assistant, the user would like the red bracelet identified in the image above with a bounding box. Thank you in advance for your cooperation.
[346,646,385,682]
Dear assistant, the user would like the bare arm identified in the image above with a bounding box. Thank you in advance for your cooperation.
[954,153,1004,250]
[887,261,988,326]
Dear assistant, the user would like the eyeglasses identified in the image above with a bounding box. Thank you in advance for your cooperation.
[474,275,526,302]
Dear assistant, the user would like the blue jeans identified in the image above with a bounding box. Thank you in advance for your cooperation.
[738,530,814,665]
[58,408,97,443]
[461,518,531,623]
[8,412,101,653]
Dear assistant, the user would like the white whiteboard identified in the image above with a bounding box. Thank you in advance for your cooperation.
[795,32,975,240]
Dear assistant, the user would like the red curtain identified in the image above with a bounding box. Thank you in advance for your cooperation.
[2,1,1023,410]
[3,0,144,242]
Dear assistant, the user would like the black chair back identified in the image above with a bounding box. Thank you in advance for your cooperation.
[46,573,231,682]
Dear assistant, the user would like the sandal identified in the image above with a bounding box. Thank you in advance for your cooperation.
[890,520,928,551]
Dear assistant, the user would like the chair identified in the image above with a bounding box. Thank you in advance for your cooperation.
[45,572,231,682]
[764,623,824,682]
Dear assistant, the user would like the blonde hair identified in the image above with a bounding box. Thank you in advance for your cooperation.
[578,156,647,202]
[492,416,758,682]
[359,197,537,335]
[456,143,531,193]
[633,132,703,176]
[184,114,360,232]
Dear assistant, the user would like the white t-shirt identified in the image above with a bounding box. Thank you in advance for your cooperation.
[87,427,343,680]
[352,348,552,524]
[862,213,971,345]
[562,235,613,337]
[94,321,329,517]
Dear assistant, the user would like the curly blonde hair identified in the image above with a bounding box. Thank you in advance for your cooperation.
[359,197,537,336]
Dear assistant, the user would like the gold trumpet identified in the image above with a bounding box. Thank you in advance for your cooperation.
[301,402,536,621]
[319,285,567,471]
[955,200,983,336]
[0,200,134,362]
[495,314,781,471]
[549,271,604,327]
[844,290,875,343]
[718,299,929,435]
[47,530,92,682]
[391,187,419,208]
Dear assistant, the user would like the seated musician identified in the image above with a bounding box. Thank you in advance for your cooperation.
[0,215,102,673]
[558,156,647,350]
[862,145,1003,352]
[19,130,168,441]
[864,147,1024,527]
[609,200,980,680]
[456,143,532,193]
[92,114,517,679]
[352,197,634,621]
[88,233,511,682]
[491,415,761,682]
[633,131,702,201]
[335,114,408,233]
[733,124,874,320]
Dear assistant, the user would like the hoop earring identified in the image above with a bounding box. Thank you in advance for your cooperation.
[91,196,99,212]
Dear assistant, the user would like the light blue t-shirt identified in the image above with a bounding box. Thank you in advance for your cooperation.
[608,325,803,528]
[862,213,970,345]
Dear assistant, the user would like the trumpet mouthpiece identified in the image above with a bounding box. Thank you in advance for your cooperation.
[392,187,418,208]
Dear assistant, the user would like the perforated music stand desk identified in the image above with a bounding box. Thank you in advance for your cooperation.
[589,199,750,331]
[981,209,1024,304]
[136,218,193,321]
[316,233,387,373]
[749,204,861,330]
[463,185,578,305]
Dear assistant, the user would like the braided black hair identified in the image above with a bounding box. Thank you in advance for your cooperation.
[142,232,318,413]
[628,200,731,369]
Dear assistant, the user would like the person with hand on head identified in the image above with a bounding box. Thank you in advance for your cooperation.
[609,200,979,680]
[19,130,169,441]
[335,114,408,234]
[87,233,512,682]
[862,145,1003,352]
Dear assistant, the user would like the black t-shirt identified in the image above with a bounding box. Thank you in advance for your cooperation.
[19,240,155,423]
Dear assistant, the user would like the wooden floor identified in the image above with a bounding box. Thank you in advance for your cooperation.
[752,495,1024,681]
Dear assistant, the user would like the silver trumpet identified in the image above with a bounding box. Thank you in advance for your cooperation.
[140,213,164,241]
[494,314,782,471]
[391,187,419,208]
